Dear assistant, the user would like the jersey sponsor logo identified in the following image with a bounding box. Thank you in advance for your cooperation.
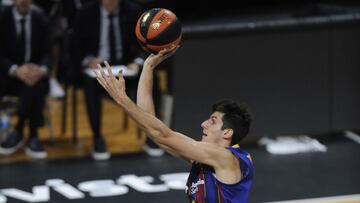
[0,172,188,203]
[190,179,205,195]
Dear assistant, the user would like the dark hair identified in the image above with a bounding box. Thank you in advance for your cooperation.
[212,99,252,145]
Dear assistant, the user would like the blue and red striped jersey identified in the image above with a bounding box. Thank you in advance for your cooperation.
[185,145,254,203]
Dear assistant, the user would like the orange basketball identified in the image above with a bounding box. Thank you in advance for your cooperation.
[135,8,182,54]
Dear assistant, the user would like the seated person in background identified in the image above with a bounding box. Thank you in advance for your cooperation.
[33,0,65,99]
[0,0,51,159]
[71,0,150,160]
[32,0,97,99]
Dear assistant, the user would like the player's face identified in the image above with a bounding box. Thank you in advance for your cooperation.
[200,112,225,143]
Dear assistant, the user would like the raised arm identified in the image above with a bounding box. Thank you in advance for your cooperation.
[95,62,241,184]
[136,48,176,117]
[136,47,186,159]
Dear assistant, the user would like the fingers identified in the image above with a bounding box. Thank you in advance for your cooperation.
[104,60,111,68]
[158,45,179,61]
[104,61,116,81]
[94,65,109,91]
[94,61,127,99]
[117,69,126,86]
[168,45,179,54]
[157,45,179,58]
[97,63,107,78]
[118,68,123,78]
[95,76,105,89]
[161,45,179,54]
[95,63,112,92]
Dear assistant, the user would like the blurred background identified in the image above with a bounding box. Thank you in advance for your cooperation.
[0,0,359,202]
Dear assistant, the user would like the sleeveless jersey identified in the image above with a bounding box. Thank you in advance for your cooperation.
[185,145,254,203]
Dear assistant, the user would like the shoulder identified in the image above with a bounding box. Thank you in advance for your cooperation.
[226,145,254,177]
[195,142,237,167]
[226,145,252,162]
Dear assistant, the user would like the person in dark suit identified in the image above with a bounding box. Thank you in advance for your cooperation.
[0,0,51,159]
[71,0,147,160]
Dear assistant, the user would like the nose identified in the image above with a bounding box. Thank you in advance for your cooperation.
[201,120,207,129]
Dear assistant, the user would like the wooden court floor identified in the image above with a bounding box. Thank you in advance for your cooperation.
[0,87,146,164]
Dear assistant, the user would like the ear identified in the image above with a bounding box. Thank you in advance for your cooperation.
[223,128,234,139]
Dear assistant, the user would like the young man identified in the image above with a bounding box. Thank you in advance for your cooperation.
[95,47,254,203]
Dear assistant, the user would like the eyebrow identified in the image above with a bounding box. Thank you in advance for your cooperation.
[210,115,218,120]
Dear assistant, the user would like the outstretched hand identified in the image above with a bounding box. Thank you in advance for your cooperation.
[94,46,178,103]
[94,61,126,104]
[144,45,179,70]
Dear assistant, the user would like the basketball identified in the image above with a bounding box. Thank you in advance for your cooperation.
[135,8,182,54]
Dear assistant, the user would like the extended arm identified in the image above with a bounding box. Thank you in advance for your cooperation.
[95,61,241,183]
[95,63,192,156]
[136,48,186,159]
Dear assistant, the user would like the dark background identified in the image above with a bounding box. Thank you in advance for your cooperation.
[165,1,360,141]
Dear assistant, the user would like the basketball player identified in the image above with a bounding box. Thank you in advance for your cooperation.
[94,46,254,203]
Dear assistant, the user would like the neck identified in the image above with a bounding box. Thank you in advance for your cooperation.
[218,140,231,148]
